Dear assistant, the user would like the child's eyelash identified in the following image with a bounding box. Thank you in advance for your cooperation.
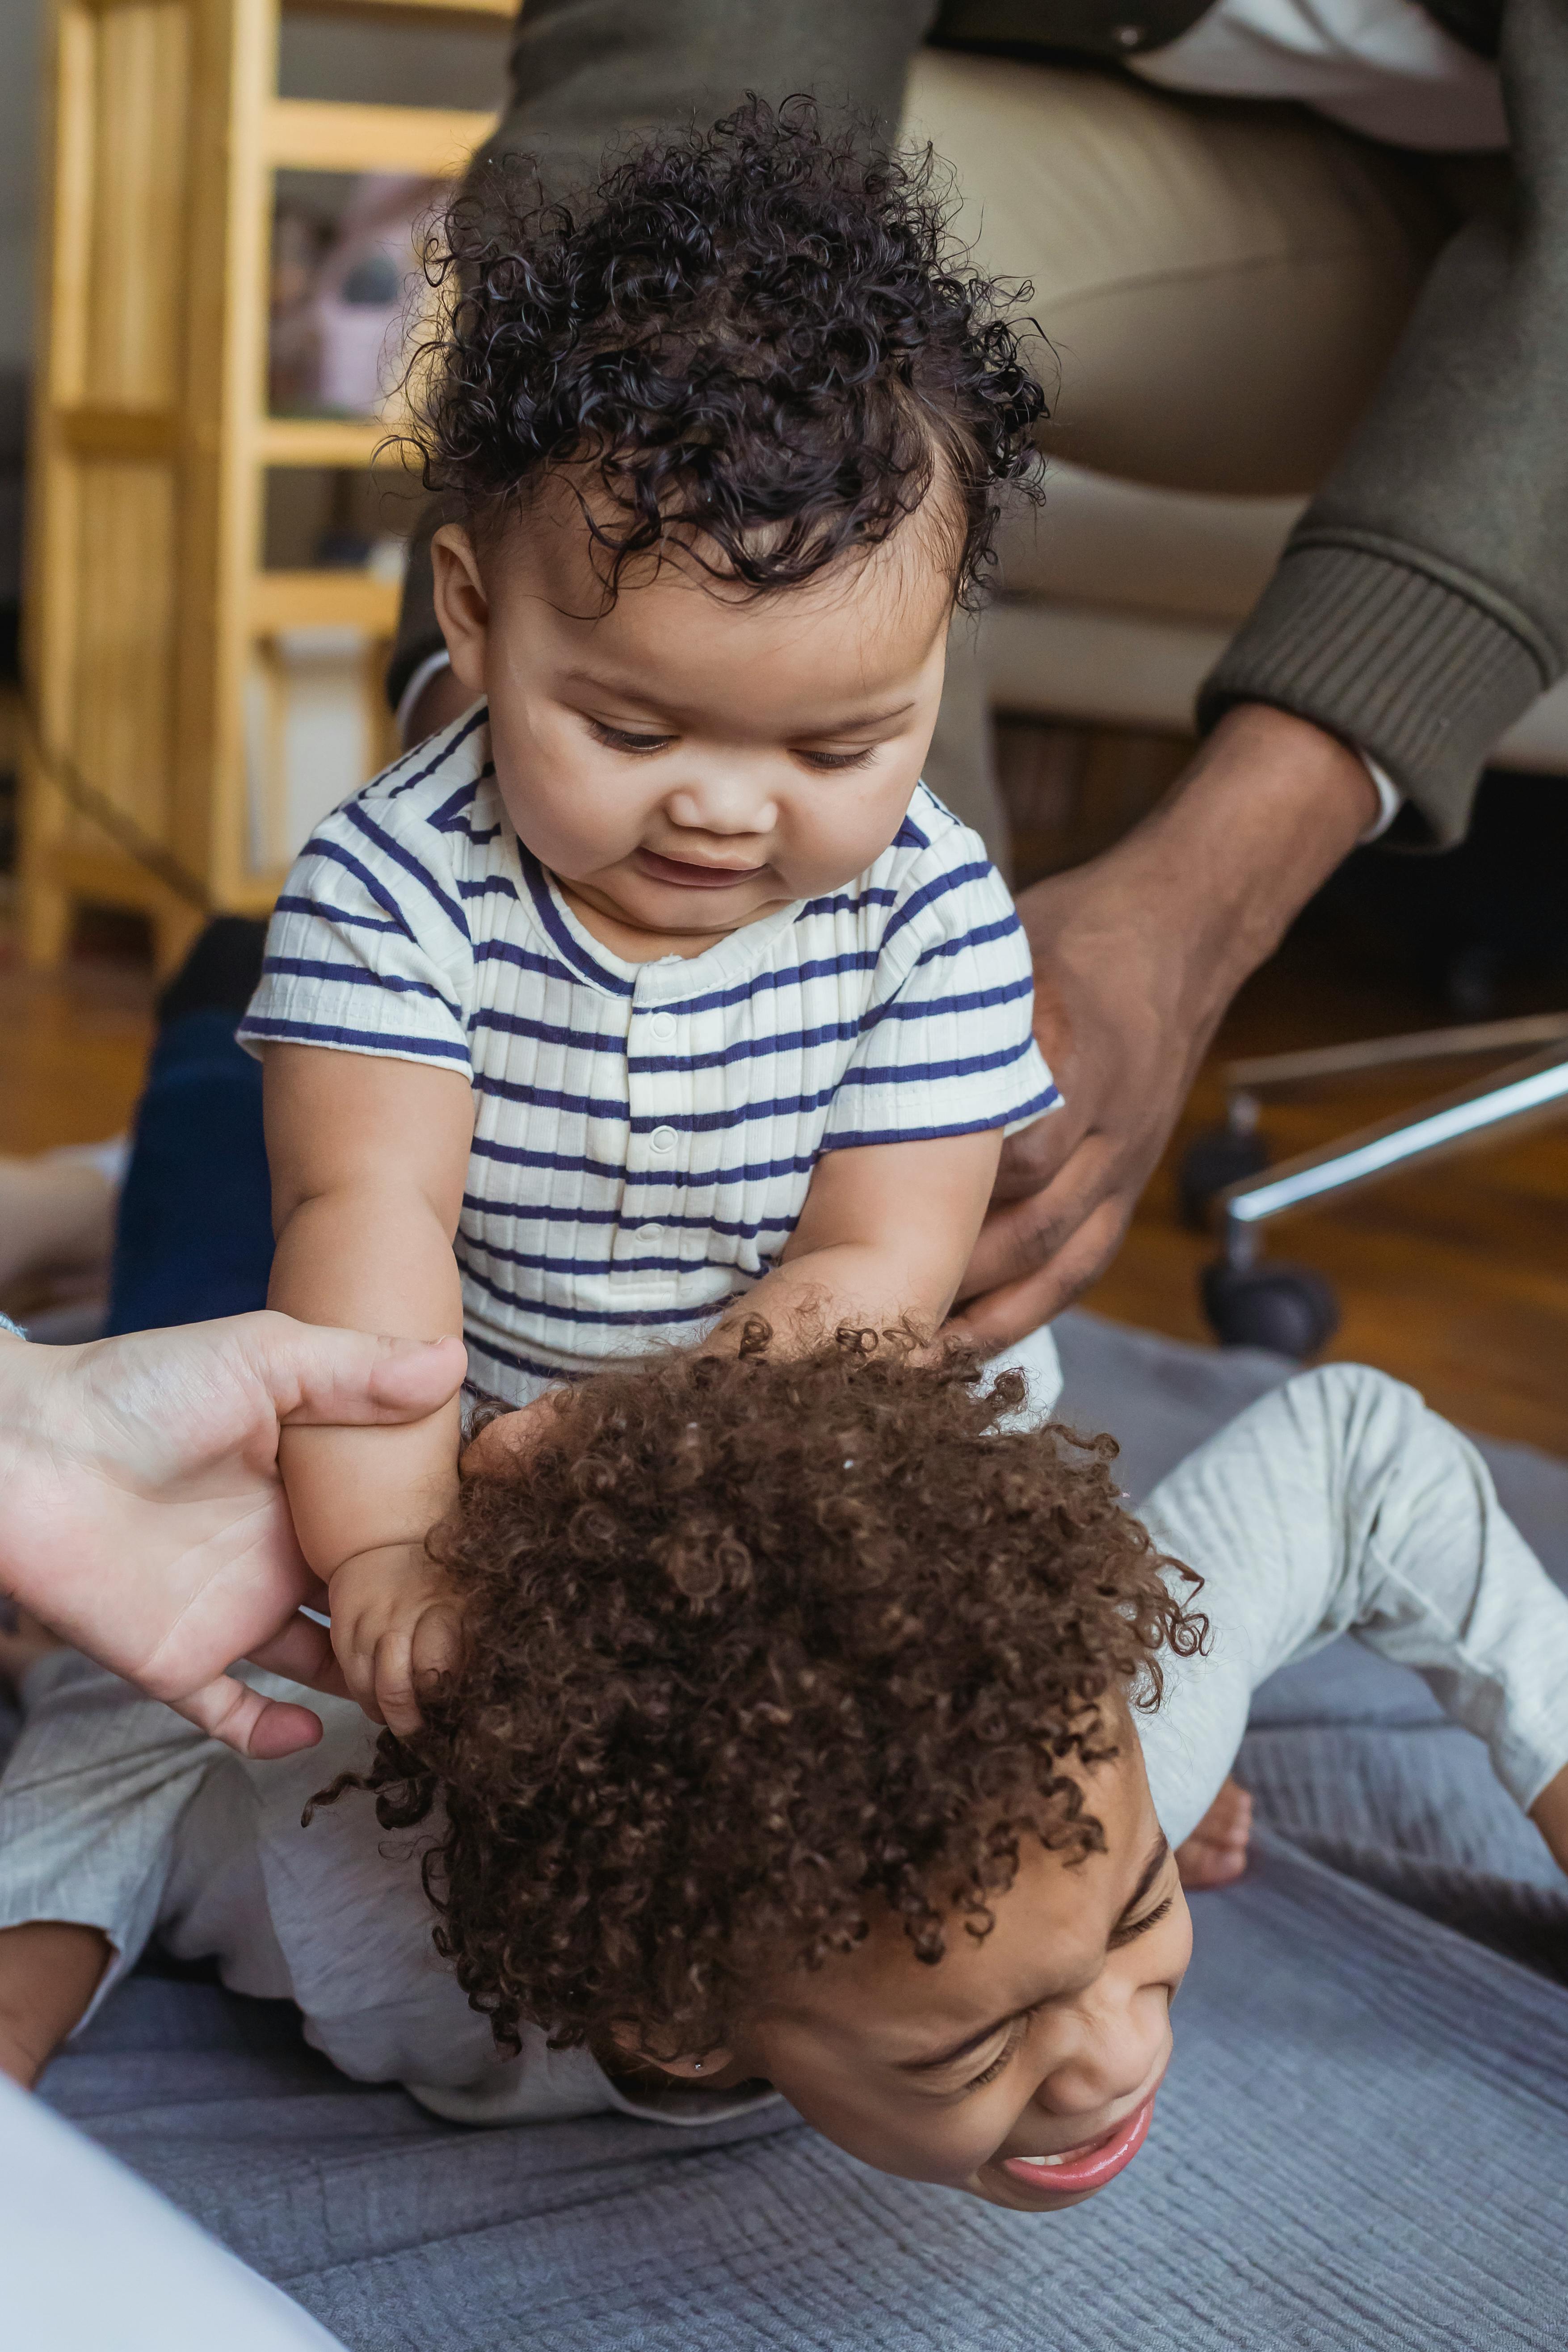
[590,721,676,754]
[1110,1893,1174,1948]
[797,747,876,771]
[963,1896,1177,2093]
[964,2016,1028,2094]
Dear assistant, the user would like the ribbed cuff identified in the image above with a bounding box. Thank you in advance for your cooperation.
[1197,542,1551,848]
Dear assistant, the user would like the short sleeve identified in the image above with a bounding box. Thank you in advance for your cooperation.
[820,830,1058,1150]
[238,791,474,1074]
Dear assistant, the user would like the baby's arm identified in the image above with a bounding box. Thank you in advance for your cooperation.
[710,1127,1004,1353]
[265,1045,473,1734]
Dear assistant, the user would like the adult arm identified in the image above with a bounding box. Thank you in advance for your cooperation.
[0,1314,465,1757]
[1200,0,1568,839]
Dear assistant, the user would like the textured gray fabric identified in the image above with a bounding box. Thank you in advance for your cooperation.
[38,1831,1568,2351]
[23,1309,1568,2349]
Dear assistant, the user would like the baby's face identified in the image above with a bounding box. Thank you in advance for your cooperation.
[724,1732,1190,2213]
[430,480,954,959]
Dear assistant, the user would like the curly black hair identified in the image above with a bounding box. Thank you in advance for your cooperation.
[315,1329,1205,2060]
[408,96,1047,605]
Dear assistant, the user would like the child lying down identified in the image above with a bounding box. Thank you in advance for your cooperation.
[2,1335,1567,2213]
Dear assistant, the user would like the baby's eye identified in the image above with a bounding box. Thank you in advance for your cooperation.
[589,720,677,755]
[795,745,878,772]
[963,2017,1026,2095]
[964,2047,1011,2093]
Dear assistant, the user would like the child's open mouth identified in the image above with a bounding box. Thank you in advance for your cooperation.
[635,848,769,889]
[996,2089,1158,2199]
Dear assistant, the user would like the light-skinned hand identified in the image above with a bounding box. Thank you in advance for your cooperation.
[0,1312,466,1759]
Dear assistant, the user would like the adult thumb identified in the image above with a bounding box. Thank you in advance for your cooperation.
[234,1314,467,1428]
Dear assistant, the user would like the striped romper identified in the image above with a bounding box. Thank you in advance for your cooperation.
[240,704,1059,1406]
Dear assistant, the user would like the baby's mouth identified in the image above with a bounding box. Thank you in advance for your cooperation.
[635,848,769,890]
[994,2087,1159,2201]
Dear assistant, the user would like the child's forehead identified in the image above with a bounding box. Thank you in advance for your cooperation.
[491,462,962,633]
[741,1750,1157,2045]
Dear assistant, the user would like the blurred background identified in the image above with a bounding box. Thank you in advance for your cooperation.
[0,0,1564,1450]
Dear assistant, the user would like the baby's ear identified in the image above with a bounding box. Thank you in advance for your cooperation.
[430,522,490,690]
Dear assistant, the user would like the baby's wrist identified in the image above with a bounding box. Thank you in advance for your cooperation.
[327,1537,435,1586]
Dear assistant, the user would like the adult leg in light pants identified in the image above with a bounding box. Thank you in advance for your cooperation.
[903,53,1453,837]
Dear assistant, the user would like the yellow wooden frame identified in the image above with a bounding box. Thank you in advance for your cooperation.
[20,0,498,967]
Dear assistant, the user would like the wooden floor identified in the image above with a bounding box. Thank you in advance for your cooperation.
[1080,933,1568,1457]
[2,835,1566,1456]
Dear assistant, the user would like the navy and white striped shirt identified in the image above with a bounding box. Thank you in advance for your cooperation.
[240,706,1058,1403]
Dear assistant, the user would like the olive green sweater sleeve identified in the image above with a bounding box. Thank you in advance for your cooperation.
[1198,0,1568,845]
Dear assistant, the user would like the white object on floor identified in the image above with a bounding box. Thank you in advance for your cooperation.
[0,2072,344,2350]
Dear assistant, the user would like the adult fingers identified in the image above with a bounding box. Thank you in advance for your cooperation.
[168,1672,324,1759]
[961,1134,1121,1302]
[246,1611,350,1698]
[950,1195,1131,1353]
[233,1315,467,1428]
[990,1094,1082,1202]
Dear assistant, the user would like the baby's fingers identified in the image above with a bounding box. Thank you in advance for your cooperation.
[410,1599,463,1687]
[328,1612,388,1727]
[375,1603,461,1741]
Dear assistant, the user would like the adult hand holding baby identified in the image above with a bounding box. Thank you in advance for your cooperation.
[0,1313,465,1757]
[956,707,1383,1346]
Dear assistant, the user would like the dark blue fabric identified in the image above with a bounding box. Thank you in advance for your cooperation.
[105,1011,273,1335]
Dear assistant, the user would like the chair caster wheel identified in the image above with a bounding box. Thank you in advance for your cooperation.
[1178,1126,1271,1229]
[1200,1258,1340,1359]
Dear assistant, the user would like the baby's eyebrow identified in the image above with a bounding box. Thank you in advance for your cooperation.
[895,1832,1172,2075]
[796,701,915,734]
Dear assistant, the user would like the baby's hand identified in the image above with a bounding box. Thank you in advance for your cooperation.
[460,1389,567,1478]
[326,1542,462,1739]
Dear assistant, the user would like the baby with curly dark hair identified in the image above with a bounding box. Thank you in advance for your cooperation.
[238,99,1061,1736]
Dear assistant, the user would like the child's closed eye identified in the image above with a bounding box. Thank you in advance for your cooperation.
[589,719,678,755]
[795,745,879,772]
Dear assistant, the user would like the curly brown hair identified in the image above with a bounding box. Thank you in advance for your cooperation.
[409,97,1046,606]
[315,1329,1204,2058]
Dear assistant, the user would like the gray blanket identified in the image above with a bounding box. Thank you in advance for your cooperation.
[30,1315,1568,2350]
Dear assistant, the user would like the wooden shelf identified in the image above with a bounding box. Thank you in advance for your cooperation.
[251,569,404,634]
[266,97,496,176]
[281,0,514,17]
[22,0,483,964]
[55,407,179,461]
[257,415,418,468]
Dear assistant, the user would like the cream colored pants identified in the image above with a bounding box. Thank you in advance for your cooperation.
[904,55,1469,849]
